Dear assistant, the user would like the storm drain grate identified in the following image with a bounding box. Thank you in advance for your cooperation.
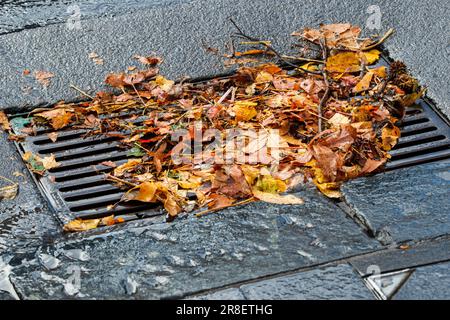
[8,55,450,225]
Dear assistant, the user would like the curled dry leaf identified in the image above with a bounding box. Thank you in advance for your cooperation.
[0,183,18,201]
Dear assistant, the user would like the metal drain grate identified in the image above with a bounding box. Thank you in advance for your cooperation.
[8,55,450,225]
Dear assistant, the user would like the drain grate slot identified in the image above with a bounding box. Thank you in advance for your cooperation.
[8,55,450,226]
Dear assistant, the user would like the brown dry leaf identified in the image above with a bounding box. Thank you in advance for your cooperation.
[36,109,73,130]
[100,161,117,168]
[0,111,11,131]
[326,52,361,73]
[47,132,58,142]
[252,189,304,205]
[134,55,163,66]
[353,71,374,93]
[207,193,236,210]
[113,159,142,176]
[381,126,401,151]
[34,70,54,87]
[63,218,101,232]
[360,158,386,174]
[164,195,181,217]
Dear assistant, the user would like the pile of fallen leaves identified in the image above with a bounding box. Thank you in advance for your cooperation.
[1,23,424,231]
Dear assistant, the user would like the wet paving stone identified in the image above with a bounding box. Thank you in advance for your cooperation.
[239,264,374,300]
[189,288,245,300]
[393,261,450,300]
[6,187,379,299]
[0,134,61,255]
[342,160,450,245]
[350,236,450,276]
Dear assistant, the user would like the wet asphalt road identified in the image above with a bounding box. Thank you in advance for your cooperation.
[0,0,187,34]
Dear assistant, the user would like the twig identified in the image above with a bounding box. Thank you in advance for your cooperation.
[361,28,395,51]
[70,84,94,100]
[281,55,324,64]
[229,18,321,75]
[105,174,138,188]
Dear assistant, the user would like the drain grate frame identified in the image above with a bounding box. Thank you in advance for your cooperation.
[8,54,450,226]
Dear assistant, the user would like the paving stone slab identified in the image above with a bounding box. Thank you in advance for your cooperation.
[0,0,448,119]
[189,288,246,300]
[239,264,374,300]
[0,134,61,255]
[350,236,450,276]
[5,187,379,299]
[342,160,450,244]
[393,261,450,300]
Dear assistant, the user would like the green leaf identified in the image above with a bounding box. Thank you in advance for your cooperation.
[127,146,145,157]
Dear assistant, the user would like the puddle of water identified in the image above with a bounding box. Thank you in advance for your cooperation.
[0,255,20,300]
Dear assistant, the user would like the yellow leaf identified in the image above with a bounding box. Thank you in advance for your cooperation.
[363,49,381,65]
[241,165,260,185]
[113,159,142,176]
[134,181,158,202]
[370,66,387,78]
[178,180,200,189]
[353,71,374,93]
[155,75,175,92]
[326,52,361,73]
[63,218,100,232]
[233,101,258,122]
[255,175,287,193]
[299,62,319,72]
[314,180,343,198]
[41,154,60,170]
[0,111,11,131]
[252,189,304,205]
[255,71,273,83]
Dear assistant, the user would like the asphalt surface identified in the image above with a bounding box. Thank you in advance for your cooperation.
[0,0,449,118]
[0,0,449,300]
